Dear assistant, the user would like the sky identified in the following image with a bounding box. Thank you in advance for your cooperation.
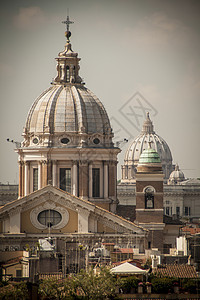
[0,0,200,184]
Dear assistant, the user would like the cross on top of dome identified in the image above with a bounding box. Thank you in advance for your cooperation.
[62,15,74,31]
[62,14,74,41]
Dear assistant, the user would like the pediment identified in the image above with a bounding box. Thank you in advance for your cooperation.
[0,185,147,235]
[0,186,94,216]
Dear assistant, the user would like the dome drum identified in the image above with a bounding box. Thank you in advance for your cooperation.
[22,131,114,149]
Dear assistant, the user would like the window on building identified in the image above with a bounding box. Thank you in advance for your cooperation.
[66,65,70,82]
[38,209,62,227]
[33,168,38,191]
[144,186,154,209]
[16,269,22,277]
[166,207,172,216]
[73,66,76,78]
[176,206,180,217]
[148,241,151,249]
[60,168,71,193]
[92,168,100,198]
[184,206,191,216]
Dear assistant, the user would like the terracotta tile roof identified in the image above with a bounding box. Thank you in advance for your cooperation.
[112,258,144,268]
[181,226,200,235]
[153,264,198,278]
[119,248,134,254]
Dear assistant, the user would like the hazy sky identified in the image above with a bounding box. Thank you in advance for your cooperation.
[0,0,200,183]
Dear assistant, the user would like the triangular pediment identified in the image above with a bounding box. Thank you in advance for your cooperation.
[0,185,147,235]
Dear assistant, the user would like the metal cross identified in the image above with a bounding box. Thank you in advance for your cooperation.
[62,15,74,31]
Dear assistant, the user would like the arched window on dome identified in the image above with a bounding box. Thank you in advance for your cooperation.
[144,186,154,209]
[66,66,70,82]
[73,66,76,78]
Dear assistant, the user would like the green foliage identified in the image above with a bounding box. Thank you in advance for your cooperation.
[182,278,198,294]
[64,267,119,299]
[0,282,29,300]
[38,278,64,299]
[119,276,139,293]
[151,277,174,294]
[38,268,119,299]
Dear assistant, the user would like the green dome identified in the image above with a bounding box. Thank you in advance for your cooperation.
[138,148,161,164]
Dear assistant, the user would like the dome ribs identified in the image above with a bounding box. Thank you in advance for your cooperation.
[87,88,111,134]
[68,87,78,132]
[26,87,53,133]
[71,85,87,133]
[33,87,57,133]
[45,85,63,134]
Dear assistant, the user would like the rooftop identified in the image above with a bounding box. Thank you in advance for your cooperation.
[153,264,198,278]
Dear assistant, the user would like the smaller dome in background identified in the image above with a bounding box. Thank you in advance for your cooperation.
[121,112,174,183]
[168,164,185,185]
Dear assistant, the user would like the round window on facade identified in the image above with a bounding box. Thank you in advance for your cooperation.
[93,138,100,145]
[61,137,70,144]
[38,209,62,227]
[33,138,39,144]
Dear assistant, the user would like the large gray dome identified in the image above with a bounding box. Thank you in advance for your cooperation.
[26,85,111,135]
[22,31,113,149]
[121,113,174,181]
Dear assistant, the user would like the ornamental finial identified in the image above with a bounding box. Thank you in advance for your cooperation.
[62,12,74,41]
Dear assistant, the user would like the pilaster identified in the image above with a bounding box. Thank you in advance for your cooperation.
[103,161,108,198]
[24,161,30,196]
[72,160,78,196]
[79,160,88,200]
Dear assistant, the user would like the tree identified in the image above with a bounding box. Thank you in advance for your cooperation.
[39,278,64,299]
[64,267,119,299]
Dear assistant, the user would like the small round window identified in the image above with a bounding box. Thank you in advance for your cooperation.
[38,209,62,227]
[33,138,39,144]
[93,138,100,145]
[61,138,70,144]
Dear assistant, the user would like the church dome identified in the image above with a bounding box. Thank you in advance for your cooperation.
[121,113,174,181]
[168,164,185,185]
[22,26,113,149]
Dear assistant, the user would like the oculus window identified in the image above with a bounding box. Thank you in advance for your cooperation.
[38,209,62,227]
[93,138,100,145]
[61,137,70,144]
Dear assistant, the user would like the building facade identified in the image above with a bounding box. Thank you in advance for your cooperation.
[17,23,120,213]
